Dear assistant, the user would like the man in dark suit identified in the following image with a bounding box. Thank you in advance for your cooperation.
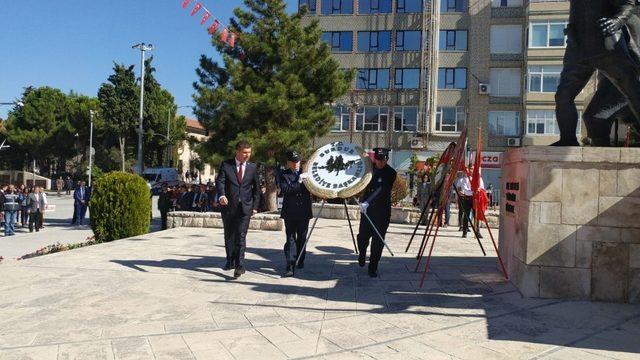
[279,150,313,277]
[158,184,172,230]
[216,140,261,278]
[176,185,192,211]
[74,181,89,226]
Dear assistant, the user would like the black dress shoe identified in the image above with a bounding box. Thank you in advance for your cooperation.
[462,232,467,238]
[284,266,294,277]
[368,268,378,278]
[358,253,366,267]
[478,234,484,239]
[233,266,245,278]
[223,261,233,271]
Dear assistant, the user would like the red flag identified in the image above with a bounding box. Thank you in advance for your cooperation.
[207,19,220,34]
[625,125,631,147]
[471,128,486,220]
[181,0,191,9]
[200,10,211,25]
[220,28,229,43]
[190,2,202,16]
[229,33,236,47]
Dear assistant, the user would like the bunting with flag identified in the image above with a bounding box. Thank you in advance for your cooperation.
[179,0,239,50]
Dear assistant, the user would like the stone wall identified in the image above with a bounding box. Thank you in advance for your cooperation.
[167,211,283,231]
[499,147,640,303]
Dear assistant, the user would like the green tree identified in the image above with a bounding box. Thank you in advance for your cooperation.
[98,63,139,171]
[193,0,353,210]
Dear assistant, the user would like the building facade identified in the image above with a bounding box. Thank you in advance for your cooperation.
[177,118,215,183]
[302,0,590,190]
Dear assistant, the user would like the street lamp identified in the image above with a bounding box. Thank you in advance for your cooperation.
[0,101,24,107]
[167,105,191,167]
[88,110,96,187]
[132,42,154,175]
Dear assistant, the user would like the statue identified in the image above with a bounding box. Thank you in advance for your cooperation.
[554,0,640,146]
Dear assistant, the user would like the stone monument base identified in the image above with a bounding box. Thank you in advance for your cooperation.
[499,147,640,303]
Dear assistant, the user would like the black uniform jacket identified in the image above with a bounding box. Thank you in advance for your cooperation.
[279,168,313,220]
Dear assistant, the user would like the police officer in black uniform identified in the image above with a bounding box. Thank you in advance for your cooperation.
[279,150,313,277]
[357,148,397,278]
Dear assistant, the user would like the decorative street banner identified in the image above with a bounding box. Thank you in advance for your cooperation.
[304,141,372,199]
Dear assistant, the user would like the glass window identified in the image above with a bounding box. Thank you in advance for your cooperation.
[438,68,467,89]
[394,106,418,132]
[491,0,523,7]
[355,106,389,131]
[528,65,562,93]
[530,22,567,48]
[526,110,559,135]
[441,0,467,12]
[359,0,392,13]
[331,105,350,131]
[397,0,422,12]
[299,0,317,13]
[396,31,421,51]
[490,25,522,54]
[488,111,520,136]
[435,107,466,132]
[394,68,420,89]
[356,68,390,89]
[439,30,468,51]
[321,0,353,14]
[321,31,353,52]
[357,31,392,52]
[490,68,521,96]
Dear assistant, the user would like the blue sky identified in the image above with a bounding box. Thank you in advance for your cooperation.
[0,0,297,120]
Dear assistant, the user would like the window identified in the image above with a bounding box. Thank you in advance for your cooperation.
[355,106,389,131]
[491,0,523,7]
[359,0,392,13]
[490,25,522,54]
[435,107,466,132]
[321,31,353,52]
[332,105,350,131]
[528,65,562,93]
[396,31,421,51]
[321,0,353,14]
[526,110,559,135]
[439,30,468,51]
[441,0,467,12]
[530,22,567,48]
[356,68,390,89]
[299,0,317,13]
[488,111,520,136]
[489,68,521,97]
[357,31,392,52]
[395,68,420,89]
[438,68,467,89]
[394,106,418,132]
[397,0,422,12]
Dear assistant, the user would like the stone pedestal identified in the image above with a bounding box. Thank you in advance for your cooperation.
[499,147,640,303]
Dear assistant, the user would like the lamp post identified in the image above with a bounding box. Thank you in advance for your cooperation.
[88,110,95,187]
[132,42,154,175]
[167,105,191,167]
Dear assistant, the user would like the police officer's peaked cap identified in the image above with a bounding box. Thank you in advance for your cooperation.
[373,147,390,160]
[286,150,300,162]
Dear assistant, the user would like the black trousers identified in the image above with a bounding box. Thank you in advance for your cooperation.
[283,218,309,266]
[29,210,41,232]
[556,49,640,144]
[160,210,168,230]
[222,206,251,267]
[460,196,473,234]
[357,213,390,272]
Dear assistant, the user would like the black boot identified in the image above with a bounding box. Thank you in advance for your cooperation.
[358,252,366,267]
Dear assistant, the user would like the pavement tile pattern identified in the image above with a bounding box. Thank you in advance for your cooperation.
[1,220,639,359]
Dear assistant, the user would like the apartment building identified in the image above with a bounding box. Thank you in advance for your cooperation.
[301,0,586,188]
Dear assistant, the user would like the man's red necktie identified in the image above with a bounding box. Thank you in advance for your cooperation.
[236,162,244,183]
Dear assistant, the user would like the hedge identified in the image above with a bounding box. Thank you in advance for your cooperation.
[90,171,151,242]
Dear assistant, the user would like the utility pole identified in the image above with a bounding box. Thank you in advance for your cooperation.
[89,110,95,187]
[132,42,154,175]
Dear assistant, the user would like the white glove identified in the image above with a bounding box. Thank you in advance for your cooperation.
[298,173,309,183]
[360,202,369,214]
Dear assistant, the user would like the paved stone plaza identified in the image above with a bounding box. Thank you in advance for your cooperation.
[0,220,639,359]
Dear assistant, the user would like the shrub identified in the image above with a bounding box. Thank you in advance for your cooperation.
[391,175,408,206]
[90,171,151,242]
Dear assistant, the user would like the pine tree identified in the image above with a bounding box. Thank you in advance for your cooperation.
[193,0,353,210]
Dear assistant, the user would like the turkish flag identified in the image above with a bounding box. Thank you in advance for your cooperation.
[200,10,211,25]
[182,0,191,9]
[191,2,202,16]
[220,28,229,43]
[229,33,236,47]
[207,19,220,34]
[471,128,486,220]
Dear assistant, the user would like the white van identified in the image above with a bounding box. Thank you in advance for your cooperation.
[142,168,181,194]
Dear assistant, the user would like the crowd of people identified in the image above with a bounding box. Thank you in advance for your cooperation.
[0,184,49,236]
